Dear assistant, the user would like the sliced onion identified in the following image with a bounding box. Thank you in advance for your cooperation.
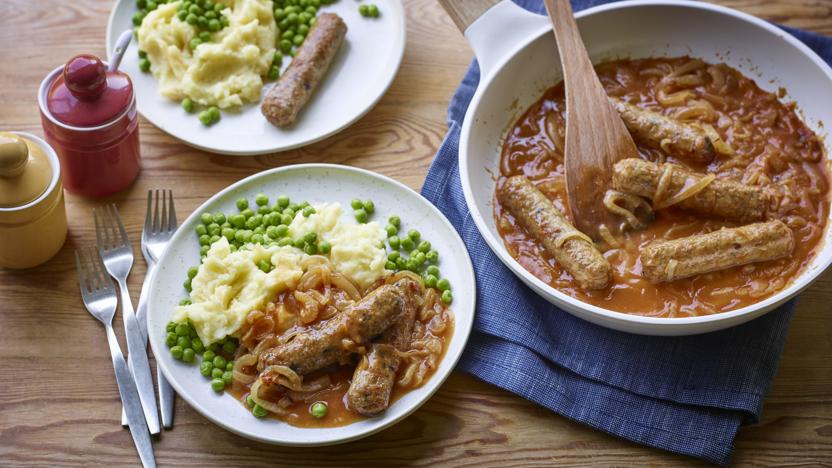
[656,173,716,210]
[249,379,289,416]
[262,365,303,391]
[553,230,594,249]
[232,354,257,385]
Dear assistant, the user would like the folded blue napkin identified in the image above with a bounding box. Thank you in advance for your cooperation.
[421,1,832,464]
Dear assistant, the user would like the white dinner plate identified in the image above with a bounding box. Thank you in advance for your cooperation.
[106,0,406,155]
[146,164,476,445]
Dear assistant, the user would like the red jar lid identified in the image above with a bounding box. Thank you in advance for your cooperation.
[46,54,133,128]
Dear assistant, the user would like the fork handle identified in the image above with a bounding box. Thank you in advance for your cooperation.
[119,279,161,435]
[106,325,156,468]
[123,261,154,427]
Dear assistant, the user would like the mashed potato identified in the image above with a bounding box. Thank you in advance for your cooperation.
[289,203,389,289]
[172,238,303,344]
[137,0,275,108]
[175,203,390,343]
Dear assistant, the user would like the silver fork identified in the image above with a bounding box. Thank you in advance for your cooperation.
[122,190,178,428]
[76,248,156,468]
[95,204,160,435]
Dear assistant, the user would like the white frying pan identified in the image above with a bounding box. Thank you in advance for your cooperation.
[444,0,832,335]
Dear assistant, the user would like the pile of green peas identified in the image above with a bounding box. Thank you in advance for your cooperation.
[197,336,238,392]
[358,3,380,18]
[349,198,374,223]
[382,215,452,304]
[272,0,337,61]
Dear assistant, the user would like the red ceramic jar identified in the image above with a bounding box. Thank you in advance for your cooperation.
[38,54,140,197]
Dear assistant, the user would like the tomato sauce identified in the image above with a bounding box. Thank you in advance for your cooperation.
[494,57,829,317]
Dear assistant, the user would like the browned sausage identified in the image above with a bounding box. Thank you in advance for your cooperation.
[498,175,611,289]
[612,158,769,222]
[640,220,793,283]
[611,98,715,164]
[258,277,419,375]
[346,279,422,416]
[261,13,347,127]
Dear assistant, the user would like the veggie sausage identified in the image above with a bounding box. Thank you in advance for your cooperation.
[261,13,347,127]
[611,98,715,164]
[612,158,769,222]
[640,220,793,283]
[498,175,611,290]
[258,277,418,375]
[346,279,422,416]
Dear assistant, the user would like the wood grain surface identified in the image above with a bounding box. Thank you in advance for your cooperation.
[1,0,831,466]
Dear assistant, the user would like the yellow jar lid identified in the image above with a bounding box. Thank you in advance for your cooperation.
[0,132,53,208]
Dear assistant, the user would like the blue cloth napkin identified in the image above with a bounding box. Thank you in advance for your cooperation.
[420,1,832,464]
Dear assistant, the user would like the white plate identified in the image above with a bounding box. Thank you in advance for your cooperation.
[147,164,476,445]
[106,0,406,155]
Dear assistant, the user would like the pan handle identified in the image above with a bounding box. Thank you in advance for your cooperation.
[438,0,549,78]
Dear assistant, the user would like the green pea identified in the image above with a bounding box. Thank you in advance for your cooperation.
[426,250,439,263]
[385,261,396,270]
[210,212,225,225]
[298,24,310,36]
[197,15,209,28]
[166,321,177,332]
[414,251,426,265]
[222,371,233,385]
[226,361,234,371]
[417,240,431,253]
[360,200,374,214]
[199,212,212,225]
[424,274,438,288]
[292,34,304,46]
[199,360,213,376]
[257,259,271,273]
[441,290,453,304]
[175,336,189,349]
[252,404,268,418]
[302,206,316,217]
[132,11,146,26]
[138,57,151,72]
[205,10,217,19]
[406,257,419,271]
[408,229,420,242]
[207,223,221,236]
[236,198,249,210]
[209,106,220,121]
[192,338,205,353]
[299,12,312,24]
[303,232,317,244]
[241,208,255,219]
[198,245,209,257]
[220,14,229,26]
[195,224,208,236]
[368,4,380,17]
[437,278,451,291]
[189,37,202,50]
[276,195,290,208]
[350,198,363,210]
[214,2,224,11]
[223,340,238,355]
[358,4,369,16]
[198,109,214,125]
[250,233,263,245]
[213,355,227,369]
[165,332,177,347]
[265,225,279,238]
[183,348,196,363]
[310,401,328,418]
[395,256,407,269]
[388,251,400,261]
[174,323,189,337]
[221,227,235,241]
[208,234,220,244]
[388,236,400,249]
[276,225,289,237]
[267,212,282,226]
[268,65,279,80]
[179,299,192,307]
[287,12,299,24]
[199,30,211,42]
[280,213,293,225]
[180,98,196,114]
[304,243,317,255]
[278,237,293,247]
[274,8,286,19]
[147,0,158,10]
[188,3,202,13]
[203,350,216,361]
[210,378,225,392]
[426,265,440,276]
[354,208,368,223]
[186,12,198,24]
[400,237,414,251]
[318,240,331,254]
[254,193,268,206]
[170,346,184,359]
[385,224,398,237]
[230,214,245,228]
[304,6,316,15]
[177,9,188,20]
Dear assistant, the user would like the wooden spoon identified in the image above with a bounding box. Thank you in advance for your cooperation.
[543,0,639,240]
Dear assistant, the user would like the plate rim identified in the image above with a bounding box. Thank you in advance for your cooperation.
[106,0,407,156]
[146,163,477,445]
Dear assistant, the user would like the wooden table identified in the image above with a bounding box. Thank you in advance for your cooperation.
[1,0,831,465]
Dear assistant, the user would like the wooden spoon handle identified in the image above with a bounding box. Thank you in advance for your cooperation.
[437,0,501,32]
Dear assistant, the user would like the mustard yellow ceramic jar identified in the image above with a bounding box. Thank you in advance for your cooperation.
[0,132,68,269]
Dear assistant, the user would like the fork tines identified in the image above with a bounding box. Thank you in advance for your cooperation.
[75,247,113,296]
[94,204,130,251]
[146,189,176,234]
